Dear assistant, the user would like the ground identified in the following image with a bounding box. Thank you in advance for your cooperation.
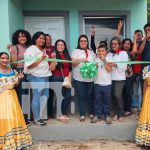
[29,112,148,150]
[31,140,147,150]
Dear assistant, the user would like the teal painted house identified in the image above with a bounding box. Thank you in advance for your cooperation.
[0,0,147,52]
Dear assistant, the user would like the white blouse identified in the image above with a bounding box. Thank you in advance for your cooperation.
[107,51,128,81]
[24,45,52,77]
[71,49,95,82]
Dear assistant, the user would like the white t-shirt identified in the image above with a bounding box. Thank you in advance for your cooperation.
[71,49,95,82]
[107,51,128,81]
[24,45,52,77]
[94,56,112,85]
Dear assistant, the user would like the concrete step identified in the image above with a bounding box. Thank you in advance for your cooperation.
[29,114,138,142]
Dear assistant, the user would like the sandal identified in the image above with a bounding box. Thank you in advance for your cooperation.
[124,112,132,116]
[118,117,124,122]
[57,116,69,123]
[113,115,118,121]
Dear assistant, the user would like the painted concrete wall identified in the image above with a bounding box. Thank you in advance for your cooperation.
[0,0,24,52]
[23,0,147,50]
[0,0,147,51]
[0,0,10,52]
[9,0,24,37]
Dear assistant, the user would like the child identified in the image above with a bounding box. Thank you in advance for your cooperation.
[91,45,112,124]
[135,65,150,147]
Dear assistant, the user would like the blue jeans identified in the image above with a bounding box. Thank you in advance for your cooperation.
[73,79,94,116]
[27,74,49,121]
[94,84,111,118]
[50,76,71,115]
[123,76,134,112]
[132,74,143,109]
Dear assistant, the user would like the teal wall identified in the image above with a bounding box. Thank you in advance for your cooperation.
[23,0,147,50]
[9,0,24,37]
[0,0,147,51]
[0,0,10,52]
[0,0,24,52]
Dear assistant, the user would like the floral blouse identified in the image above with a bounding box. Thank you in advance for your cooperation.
[0,69,18,93]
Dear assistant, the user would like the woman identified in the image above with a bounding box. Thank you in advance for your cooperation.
[0,52,32,149]
[49,39,72,122]
[8,29,31,125]
[122,37,137,116]
[107,37,128,122]
[72,34,95,122]
[8,29,31,103]
[24,31,54,126]
[135,65,150,147]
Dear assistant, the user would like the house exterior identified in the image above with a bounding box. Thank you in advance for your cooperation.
[0,0,147,52]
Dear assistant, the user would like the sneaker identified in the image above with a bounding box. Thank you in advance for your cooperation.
[132,108,139,114]
[89,114,94,119]
[34,119,47,126]
[79,116,85,122]
[26,120,32,127]
[90,116,100,123]
[40,118,49,121]
[105,116,112,124]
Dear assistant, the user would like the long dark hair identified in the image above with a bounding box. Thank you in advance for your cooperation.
[76,34,90,50]
[54,39,71,69]
[0,52,9,58]
[12,29,31,46]
[31,31,46,48]
[122,38,133,52]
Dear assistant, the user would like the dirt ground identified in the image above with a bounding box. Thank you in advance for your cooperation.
[31,140,148,150]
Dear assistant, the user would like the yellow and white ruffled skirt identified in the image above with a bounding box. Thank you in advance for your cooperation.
[135,87,150,146]
[0,89,32,150]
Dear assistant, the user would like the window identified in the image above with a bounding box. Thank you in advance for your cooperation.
[83,17,126,49]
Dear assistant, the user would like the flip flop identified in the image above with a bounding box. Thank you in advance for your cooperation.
[57,116,70,123]
[124,112,132,116]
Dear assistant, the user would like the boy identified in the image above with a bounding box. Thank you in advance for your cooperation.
[91,45,112,124]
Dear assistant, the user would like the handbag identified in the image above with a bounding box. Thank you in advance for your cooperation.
[60,67,72,89]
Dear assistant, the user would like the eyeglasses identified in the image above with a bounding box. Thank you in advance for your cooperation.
[80,40,87,43]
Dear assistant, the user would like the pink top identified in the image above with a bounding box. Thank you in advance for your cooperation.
[10,44,27,68]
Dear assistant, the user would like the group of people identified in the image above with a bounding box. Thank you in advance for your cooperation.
[0,21,150,149]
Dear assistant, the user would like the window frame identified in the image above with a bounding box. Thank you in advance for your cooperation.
[79,10,131,38]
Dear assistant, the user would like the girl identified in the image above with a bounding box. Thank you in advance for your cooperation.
[0,52,32,149]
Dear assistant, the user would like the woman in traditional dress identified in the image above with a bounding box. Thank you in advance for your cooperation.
[135,65,150,147]
[0,52,32,149]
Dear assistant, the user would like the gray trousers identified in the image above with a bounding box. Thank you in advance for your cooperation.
[112,80,125,117]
